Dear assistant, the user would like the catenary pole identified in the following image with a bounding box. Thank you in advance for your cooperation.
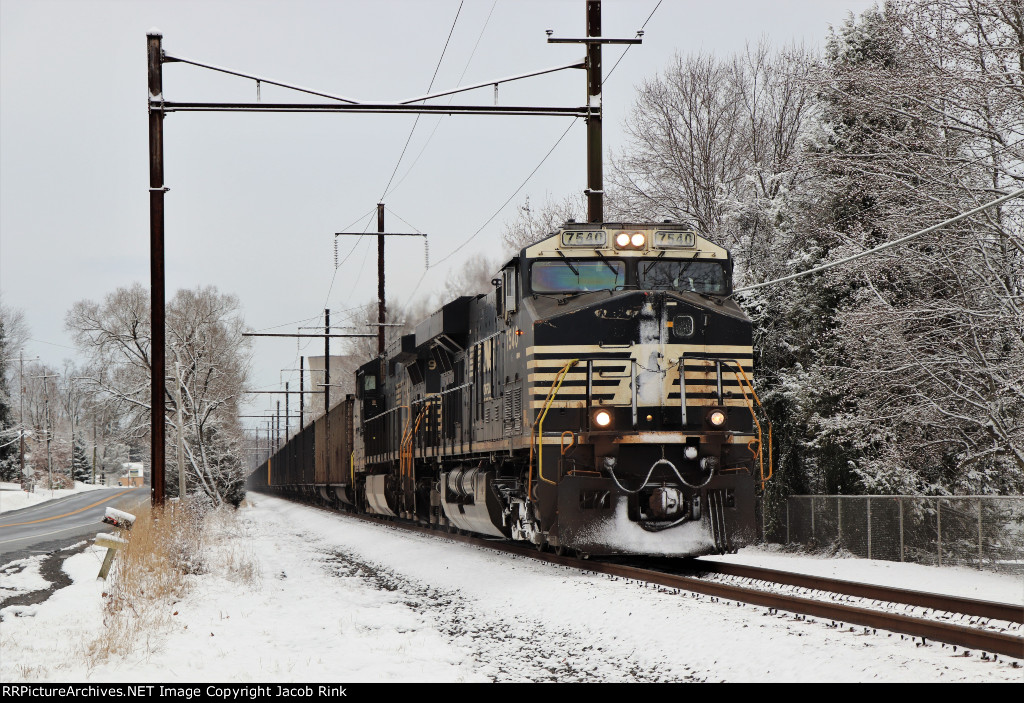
[148,30,167,507]
[378,204,386,356]
[586,0,602,223]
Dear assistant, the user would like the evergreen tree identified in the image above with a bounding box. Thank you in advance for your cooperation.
[71,434,91,483]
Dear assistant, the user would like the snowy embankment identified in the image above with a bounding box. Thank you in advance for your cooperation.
[0,481,110,514]
[1,494,1021,682]
[706,547,1024,606]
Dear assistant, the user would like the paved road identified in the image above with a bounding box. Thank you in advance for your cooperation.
[0,487,147,564]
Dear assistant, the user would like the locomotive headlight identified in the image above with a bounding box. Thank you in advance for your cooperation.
[631,232,646,247]
[684,446,699,460]
[615,232,631,248]
[594,410,612,427]
[708,410,726,427]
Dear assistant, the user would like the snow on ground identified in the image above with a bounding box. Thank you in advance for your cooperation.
[705,546,1024,606]
[1,494,1021,683]
[0,553,54,601]
[0,481,110,514]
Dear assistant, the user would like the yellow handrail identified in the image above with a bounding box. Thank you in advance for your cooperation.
[530,359,579,490]
[727,360,773,489]
[560,430,576,455]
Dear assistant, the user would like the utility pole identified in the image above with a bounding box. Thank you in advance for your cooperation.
[92,419,97,486]
[324,309,330,481]
[324,309,330,414]
[284,382,290,443]
[30,373,59,494]
[148,29,167,508]
[63,373,78,486]
[46,388,51,492]
[335,217,427,358]
[545,1,641,223]
[377,204,386,355]
[586,1,602,223]
[18,353,35,491]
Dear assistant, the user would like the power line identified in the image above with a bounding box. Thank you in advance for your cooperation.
[378,1,465,202]
[420,0,662,275]
[429,117,580,270]
[383,0,499,200]
[733,187,1024,295]
[604,0,661,85]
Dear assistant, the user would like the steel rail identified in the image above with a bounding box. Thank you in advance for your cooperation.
[271,496,1024,660]
[687,559,1024,624]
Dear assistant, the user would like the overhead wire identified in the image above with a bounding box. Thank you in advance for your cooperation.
[732,187,1024,295]
[410,0,665,290]
[383,0,499,200]
[274,0,661,399]
[378,1,465,202]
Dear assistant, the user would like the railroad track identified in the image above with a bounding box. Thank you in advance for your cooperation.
[279,495,1024,661]
[684,559,1024,624]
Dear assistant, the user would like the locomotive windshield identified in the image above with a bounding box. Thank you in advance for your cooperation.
[531,259,625,293]
[639,260,728,295]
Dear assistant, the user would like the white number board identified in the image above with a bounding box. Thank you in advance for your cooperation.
[560,230,607,248]
[652,230,696,248]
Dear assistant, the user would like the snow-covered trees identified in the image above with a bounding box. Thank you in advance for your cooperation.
[755,2,1024,496]
[0,315,18,481]
[504,1,1023,499]
[66,284,252,506]
[0,297,29,482]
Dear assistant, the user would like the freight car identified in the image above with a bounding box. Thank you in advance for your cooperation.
[249,221,771,556]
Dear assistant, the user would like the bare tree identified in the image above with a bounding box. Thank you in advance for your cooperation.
[67,284,253,505]
[502,194,587,252]
[608,43,817,290]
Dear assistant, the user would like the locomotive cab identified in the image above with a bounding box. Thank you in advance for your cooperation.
[512,222,767,554]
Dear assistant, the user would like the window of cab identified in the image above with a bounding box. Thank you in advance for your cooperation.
[638,260,728,295]
[530,259,625,293]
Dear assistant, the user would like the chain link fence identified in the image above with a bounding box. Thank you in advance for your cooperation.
[762,495,1024,574]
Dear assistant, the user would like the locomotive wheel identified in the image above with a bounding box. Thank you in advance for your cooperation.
[535,541,546,552]
[554,545,569,557]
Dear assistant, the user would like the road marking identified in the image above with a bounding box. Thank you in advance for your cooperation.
[0,489,139,528]
[0,523,96,545]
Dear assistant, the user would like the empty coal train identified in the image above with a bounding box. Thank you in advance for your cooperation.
[248,221,772,556]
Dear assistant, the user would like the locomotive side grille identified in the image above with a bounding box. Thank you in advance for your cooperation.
[502,384,523,436]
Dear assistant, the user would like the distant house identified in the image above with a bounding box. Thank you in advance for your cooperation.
[118,462,144,487]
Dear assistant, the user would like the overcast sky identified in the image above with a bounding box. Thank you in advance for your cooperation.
[0,0,875,426]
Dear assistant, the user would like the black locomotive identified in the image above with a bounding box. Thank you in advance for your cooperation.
[249,222,771,556]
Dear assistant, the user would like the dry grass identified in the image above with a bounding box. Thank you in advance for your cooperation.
[86,499,260,661]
